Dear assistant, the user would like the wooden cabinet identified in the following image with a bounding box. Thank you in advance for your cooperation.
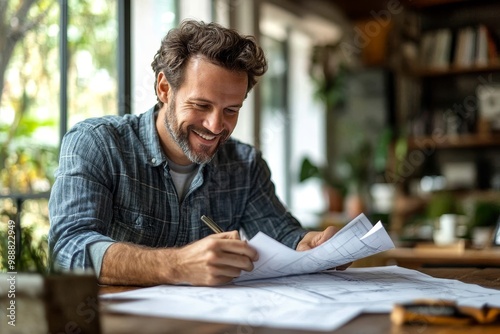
[388,0,500,236]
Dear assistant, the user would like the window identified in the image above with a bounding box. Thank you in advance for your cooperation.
[260,6,329,228]
[67,0,118,126]
[260,35,289,204]
[0,0,118,272]
[131,0,177,115]
[1,1,60,196]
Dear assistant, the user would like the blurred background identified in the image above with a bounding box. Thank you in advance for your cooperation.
[1,0,500,272]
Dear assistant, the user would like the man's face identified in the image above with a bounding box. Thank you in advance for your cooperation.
[158,57,248,165]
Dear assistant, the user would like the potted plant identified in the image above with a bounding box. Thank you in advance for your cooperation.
[299,156,346,213]
[337,138,373,219]
[470,200,500,248]
[298,137,373,217]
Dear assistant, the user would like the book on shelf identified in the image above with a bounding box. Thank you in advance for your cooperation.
[475,24,489,67]
[453,26,476,68]
[419,25,499,70]
[419,30,435,68]
[433,29,453,69]
[486,26,499,64]
[419,29,453,69]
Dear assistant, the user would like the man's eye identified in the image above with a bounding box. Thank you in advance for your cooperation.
[194,104,208,109]
[225,109,239,115]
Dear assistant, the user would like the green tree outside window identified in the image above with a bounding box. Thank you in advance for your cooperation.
[0,0,117,272]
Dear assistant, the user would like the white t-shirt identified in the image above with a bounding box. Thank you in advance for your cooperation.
[166,158,199,201]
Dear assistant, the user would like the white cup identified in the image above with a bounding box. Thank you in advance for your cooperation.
[433,214,457,245]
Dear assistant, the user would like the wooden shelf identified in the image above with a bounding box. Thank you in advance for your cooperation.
[407,63,500,77]
[401,0,471,9]
[408,134,500,150]
[389,0,500,240]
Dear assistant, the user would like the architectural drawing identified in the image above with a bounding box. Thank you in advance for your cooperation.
[235,213,395,282]
[102,266,500,332]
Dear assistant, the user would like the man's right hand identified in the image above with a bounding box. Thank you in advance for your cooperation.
[99,230,258,287]
[171,231,259,286]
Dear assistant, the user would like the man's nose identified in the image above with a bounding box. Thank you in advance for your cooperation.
[204,110,224,134]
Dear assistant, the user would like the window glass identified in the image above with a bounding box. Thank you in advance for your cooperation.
[131,0,177,114]
[260,35,289,205]
[0,1,118,272]
[0,1,59,196]
[67,0,118,127]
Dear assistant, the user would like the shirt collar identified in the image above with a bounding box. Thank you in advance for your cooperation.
[139,106,166,167]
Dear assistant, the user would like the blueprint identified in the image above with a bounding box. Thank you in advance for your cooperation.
[235,213,395,282]
[101,266,500,332]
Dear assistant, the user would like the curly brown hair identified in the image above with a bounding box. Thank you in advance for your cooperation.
[151,19,268,107]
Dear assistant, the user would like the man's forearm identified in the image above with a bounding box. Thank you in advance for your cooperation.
[98,242,179,286]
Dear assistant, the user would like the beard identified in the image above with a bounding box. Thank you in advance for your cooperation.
[164,98,229,164]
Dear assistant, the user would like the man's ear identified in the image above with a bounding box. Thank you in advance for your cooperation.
[156,72,170,103]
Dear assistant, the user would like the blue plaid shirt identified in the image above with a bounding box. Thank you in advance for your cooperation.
[48,107,307,273]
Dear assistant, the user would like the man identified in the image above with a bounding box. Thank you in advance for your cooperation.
[49,20,346,286]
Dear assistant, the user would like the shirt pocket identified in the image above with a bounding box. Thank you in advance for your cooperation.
[110,208,164,247]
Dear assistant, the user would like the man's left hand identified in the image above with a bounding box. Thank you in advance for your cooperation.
[296,226,352,271]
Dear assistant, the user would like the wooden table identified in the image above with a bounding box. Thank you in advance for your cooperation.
[359,246,500,269]
[100,268,500,334]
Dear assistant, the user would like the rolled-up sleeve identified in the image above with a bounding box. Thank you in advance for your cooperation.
[48,124,116,272]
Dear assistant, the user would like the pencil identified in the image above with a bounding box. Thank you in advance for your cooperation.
[201,215,224,234]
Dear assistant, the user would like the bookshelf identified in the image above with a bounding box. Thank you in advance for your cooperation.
[415,24,498,70]
[389,0,500,236]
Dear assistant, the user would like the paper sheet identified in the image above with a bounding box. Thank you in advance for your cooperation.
[235,213,395,282]
[102,285,362,331]
[101,266,500,332]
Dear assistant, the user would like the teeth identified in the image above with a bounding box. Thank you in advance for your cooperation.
[193,130,216,141]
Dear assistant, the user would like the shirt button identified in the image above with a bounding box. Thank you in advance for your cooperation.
[151,158,156,164]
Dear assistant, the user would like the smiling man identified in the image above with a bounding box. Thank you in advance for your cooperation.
[48,20,347,286]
